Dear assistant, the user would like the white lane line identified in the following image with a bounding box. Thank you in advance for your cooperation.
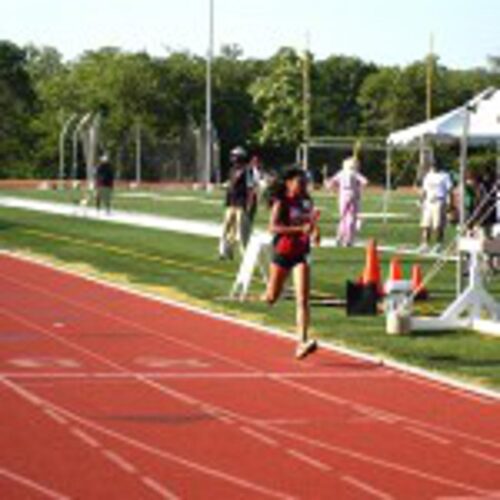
[356,407,398,424]
[0,303,214,412]
[342,475,393,500]
[101,450,137,474]
[259,419,310,426]
[464,448,500,466]
[435,497,478,500]
[269,375,500,455]
[69,427,100,449]
[216,414,234,425]
[1,377,295,500]
[400,374,495,406]
[200,404,235,425]
[0,371,389,380]
[404,426,451,446]
[436,495,500,500]
[239,426,279,447]
[257,418,494,497]
[0,466,70,500]
[43,408,68,426]
[141,476,179,500]
[0,266,257,378]
[286,449,331,472]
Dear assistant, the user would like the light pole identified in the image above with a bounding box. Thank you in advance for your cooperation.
[59,113,78,185]
[205,0,214,187]
[302,33,311,171]
[426,33,434,121]
[72,112,93,181]
[135,121,142,185]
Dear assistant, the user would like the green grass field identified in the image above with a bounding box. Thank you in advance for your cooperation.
[1,185,499,390]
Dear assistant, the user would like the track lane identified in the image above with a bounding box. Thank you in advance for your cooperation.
[1,254,500,499]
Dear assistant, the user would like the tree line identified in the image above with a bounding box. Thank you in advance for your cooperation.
[1,39,499,181]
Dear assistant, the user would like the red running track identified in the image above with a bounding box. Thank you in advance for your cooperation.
[0,253,499,499]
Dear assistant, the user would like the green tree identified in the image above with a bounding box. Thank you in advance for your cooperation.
[358,66,400,135]
[250,47,304,147]
[213,45,263,172]
[0,41,37,177]
[313,56,377,136]
[26,45,65,83]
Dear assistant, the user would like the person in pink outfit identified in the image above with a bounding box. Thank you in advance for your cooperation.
[325,156,368,246]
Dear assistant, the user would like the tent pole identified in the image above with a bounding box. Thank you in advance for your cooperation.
[497,141,500,223]
[456,107,471,297]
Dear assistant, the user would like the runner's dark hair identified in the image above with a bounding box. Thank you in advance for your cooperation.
[270,166,310,224]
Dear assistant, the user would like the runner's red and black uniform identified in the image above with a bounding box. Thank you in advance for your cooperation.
[272,194,314,269]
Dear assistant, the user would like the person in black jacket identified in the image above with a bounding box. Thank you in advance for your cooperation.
[218,146,253,259]
[95,154,115,214]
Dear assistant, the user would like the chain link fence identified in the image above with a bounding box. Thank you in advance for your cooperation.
[116,124,220,184]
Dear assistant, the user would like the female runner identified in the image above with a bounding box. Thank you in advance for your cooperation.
[264,167,320,359]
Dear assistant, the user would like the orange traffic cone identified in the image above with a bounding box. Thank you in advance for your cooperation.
[411,264,429,300]
[359,239,383,296]
[387,256,403,281]
[384,256,403,294]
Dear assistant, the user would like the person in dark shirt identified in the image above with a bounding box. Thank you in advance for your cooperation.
[95,154,115,214]
[478,168,498,235]
[219,146,252,259]
[464,170,480,229]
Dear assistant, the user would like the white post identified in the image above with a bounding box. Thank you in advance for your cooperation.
[86,113,100,188]
[205,0,214,188]
[383,146,392,224]
[457,105,472,296]
[458,112,471,229]
[497,141,500,222]
[59,113,77,185]
[296,145,303,165]
[72,113,92,181]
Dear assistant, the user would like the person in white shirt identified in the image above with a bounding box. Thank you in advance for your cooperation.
[419,162,454,253]
[325,156,368,246]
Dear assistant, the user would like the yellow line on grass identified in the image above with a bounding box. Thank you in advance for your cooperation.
[22,228,230,279]
[21,228,334,300]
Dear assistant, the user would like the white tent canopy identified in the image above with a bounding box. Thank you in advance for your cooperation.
[386,87,500,299]
[387,87,500,146]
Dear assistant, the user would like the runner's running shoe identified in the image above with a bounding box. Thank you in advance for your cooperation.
[295,339,318,360]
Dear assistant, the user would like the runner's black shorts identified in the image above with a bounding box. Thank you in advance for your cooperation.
[272,252,309,270]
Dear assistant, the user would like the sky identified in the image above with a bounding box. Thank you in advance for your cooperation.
[2,0,499,69]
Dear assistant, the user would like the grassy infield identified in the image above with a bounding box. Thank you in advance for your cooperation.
[1,186,499,389]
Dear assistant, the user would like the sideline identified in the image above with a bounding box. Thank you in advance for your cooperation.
[0,195,456,259]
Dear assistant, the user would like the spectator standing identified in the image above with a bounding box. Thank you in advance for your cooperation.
[325,156,368,247]
[219,146,251,259]
[95,154,115,214]
[478,168,498,236]
[418,162,454,253]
